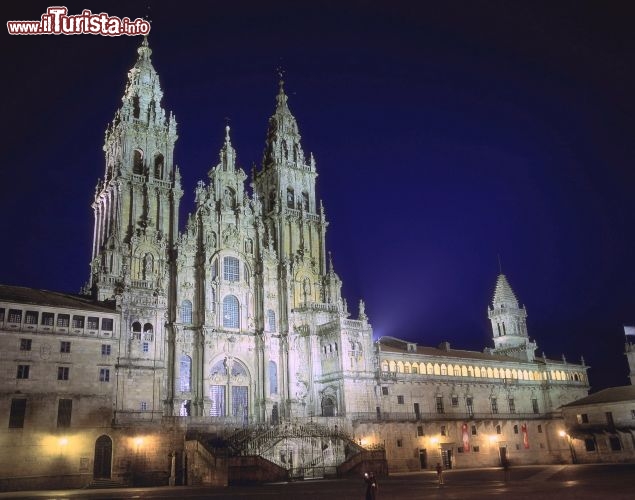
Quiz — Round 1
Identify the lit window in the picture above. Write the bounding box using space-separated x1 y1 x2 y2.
99 368 110 382
57 366 69 380
57 314 70 327
269 361 278 395
60 341 71 353
223 295 239 328
17 365 30 379
223 256 240 282
8 309 22 323
266 309 276 332
101 344 111 356
20 339 32 351
180 355 192 392
41 312 54 326
181 300 192 323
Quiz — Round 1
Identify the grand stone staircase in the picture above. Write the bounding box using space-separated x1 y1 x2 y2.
185 421 386 485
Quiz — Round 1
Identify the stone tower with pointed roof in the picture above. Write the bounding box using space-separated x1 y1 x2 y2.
89 37 183 416
488 274 537 361
161 77 374 423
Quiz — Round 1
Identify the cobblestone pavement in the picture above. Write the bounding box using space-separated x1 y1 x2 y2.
2 464 634 499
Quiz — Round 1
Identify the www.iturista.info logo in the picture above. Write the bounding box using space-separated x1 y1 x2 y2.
7 6 151 36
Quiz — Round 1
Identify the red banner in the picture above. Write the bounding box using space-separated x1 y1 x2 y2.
522 423 529 449
462 423 470 452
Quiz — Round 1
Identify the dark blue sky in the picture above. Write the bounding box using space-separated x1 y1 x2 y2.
3 1 635 391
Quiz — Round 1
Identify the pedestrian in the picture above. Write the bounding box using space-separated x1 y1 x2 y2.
436 462 444 486
502 458 510 482
364 471 378 500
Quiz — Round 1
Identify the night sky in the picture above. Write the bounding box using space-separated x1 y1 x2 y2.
3 1 635 392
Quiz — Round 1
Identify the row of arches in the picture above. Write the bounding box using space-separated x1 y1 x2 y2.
380 359 586 383
181 295 240 328
132 149 165 179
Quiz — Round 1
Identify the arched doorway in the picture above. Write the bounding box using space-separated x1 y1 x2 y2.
93 435 112 479
321 396 336 417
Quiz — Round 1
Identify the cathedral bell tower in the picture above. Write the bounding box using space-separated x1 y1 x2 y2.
89 37 182 300
488 274 537 361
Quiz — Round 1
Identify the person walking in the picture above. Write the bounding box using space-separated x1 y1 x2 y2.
364 471 378 500
436 463 444 487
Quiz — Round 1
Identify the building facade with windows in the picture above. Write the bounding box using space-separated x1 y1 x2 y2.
0 39 591 490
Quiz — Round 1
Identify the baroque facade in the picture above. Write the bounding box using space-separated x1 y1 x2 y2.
0 39 590 490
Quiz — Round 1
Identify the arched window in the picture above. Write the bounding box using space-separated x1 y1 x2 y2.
474 366 481 378
321 395 336 417
302 191 309 211
143 323 153 333
468 366 474 377
210 288 216 313
269 361 278 395
269 190 276 211
426 363 433 375
397 361 404 373
132 96 140 119
132 321 141 332
441 364 447 376
420 362 426 374
412 365 418 374
180 355 192 392
505 368 512 379
381 361 389 372
461 365 468 377
223 256 240 282
434 364 440 375
512 369 518 379
223 295 239 328
404 362 411 374
493 368 500 378
266 309 276 332
389 360 396 372
154 154 164 178
181 300 192 324
487 367 494 378
286 187 294 208
496 424 502 434
282 140 288 160
133 149 143 174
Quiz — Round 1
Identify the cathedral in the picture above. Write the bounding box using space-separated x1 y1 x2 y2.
0 39 591 490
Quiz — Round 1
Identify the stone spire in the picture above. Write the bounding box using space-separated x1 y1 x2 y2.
262 79 308 170
90 37 181 300
487 274 536 361
492 274 519 308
